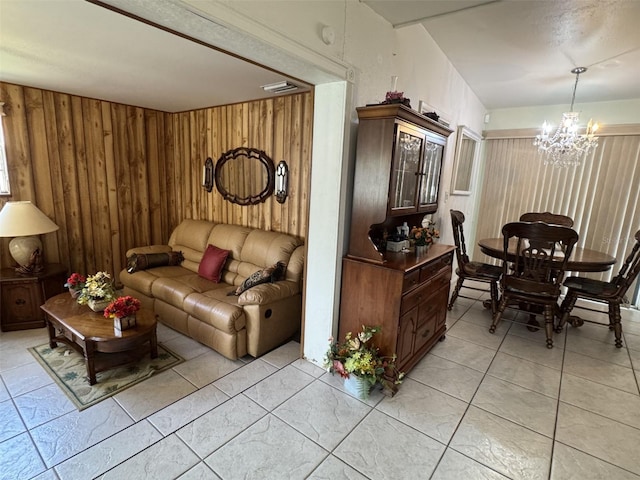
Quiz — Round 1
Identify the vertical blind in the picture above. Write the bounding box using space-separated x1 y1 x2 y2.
474 127 640 307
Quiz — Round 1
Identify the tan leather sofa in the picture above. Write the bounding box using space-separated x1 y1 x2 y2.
119 219 305 360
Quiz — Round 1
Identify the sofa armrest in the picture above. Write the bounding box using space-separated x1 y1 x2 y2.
237 281 301 306
125 245 173 257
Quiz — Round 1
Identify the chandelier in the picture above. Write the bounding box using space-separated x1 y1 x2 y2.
534 67 599 167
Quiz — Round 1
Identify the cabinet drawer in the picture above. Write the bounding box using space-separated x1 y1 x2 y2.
402 270 420 293
419 252 453 283
401 281 432 315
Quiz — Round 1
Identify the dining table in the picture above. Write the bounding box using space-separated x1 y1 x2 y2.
477 237 617 273
477 237 617 328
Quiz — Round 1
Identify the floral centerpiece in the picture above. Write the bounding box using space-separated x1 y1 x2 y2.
64 272 86 298
104 295 141 319
324 325 404 398
104 295 141 331
410 221 440 247
77 271 116 311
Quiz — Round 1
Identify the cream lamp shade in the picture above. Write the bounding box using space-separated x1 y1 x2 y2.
0 201 59 271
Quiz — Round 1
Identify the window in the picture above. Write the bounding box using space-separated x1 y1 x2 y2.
0 102 9 195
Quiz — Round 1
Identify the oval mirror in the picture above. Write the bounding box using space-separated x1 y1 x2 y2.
214 147 275 205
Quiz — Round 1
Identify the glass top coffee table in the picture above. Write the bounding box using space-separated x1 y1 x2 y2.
41 293 158 385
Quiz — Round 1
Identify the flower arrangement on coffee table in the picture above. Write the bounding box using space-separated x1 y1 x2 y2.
104 295 141 331
104 295 141 319
324 325 404 398
76 271 116 311
64 272 86 298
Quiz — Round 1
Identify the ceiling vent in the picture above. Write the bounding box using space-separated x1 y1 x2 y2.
261 81 298 94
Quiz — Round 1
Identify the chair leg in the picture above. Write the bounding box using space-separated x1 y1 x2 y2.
490 281 499 315
609 302 623 348
489 295 507 334
544 304 555 349
556 291 577 333
448 277 464 310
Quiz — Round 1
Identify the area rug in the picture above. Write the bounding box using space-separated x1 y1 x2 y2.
29 343 184 411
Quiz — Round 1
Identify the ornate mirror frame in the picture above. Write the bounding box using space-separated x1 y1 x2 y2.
214 147 275 205
451 125 482 196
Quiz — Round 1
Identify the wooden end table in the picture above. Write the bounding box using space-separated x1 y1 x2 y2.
40 293 158 385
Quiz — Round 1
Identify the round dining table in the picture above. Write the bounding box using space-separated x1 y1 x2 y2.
477 237 617 273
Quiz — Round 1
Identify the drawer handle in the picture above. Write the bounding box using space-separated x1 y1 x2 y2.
422 328 431 338
15 299 26 305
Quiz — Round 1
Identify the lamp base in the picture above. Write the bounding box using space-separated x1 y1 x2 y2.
9 236 44 275
14 248 44 275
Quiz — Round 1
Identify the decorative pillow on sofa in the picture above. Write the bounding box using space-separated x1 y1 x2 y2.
127 251 184 273
228 261 287 296
198 244 230 282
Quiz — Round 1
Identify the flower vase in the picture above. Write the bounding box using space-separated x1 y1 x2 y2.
69 288 80 299
344 375 371 400
415 244 429 256
114 315 137 332
87 298 111 313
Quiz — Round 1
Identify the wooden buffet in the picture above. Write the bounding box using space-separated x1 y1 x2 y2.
339 104 454 379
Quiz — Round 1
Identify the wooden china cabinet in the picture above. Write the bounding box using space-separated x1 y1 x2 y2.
339 104 455 380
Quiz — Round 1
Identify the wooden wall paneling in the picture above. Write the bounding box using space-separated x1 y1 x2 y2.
41 90 71 269
195 108 207 220
300 91 313 238
163 113 178 235
1 82 310 271
144 110 162 245
54 93 85 271
24 87 61 265
79 98 104 273
178 112 190 223
271 97 285 233
110 103 132 273
129 106 151 249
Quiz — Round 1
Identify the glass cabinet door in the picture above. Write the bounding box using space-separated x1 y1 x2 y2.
417 137 445 211
390 127 423 213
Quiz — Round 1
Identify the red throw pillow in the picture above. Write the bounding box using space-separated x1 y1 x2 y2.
198 244 229 282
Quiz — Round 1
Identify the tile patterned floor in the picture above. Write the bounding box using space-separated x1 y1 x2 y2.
1 291 639 480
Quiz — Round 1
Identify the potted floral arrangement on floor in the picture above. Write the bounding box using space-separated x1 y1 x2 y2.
76 271 117 312
64 272 86 299
324 325 404 399
104 295 141 331
410 220 440 254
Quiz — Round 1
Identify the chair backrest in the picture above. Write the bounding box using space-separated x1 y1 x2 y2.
519 212 574 227
612 229 640 297
501 221 579 295
450 210 470 266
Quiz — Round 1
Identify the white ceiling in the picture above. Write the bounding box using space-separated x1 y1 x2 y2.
1 1 639 112
364 0 640 109
0 0 309 112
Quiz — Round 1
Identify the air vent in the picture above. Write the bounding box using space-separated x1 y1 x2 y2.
261 81 298 94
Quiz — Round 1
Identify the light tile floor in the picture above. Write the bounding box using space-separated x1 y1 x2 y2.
1 291 640 480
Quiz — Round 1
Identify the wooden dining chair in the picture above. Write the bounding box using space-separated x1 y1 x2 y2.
489 221 579 348
448 210 502 313
557 229 640 348
519 212 574 227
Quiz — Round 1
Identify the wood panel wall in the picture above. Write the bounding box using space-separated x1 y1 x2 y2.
0 82 312 283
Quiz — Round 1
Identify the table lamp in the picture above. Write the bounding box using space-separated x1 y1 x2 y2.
0 201 59 274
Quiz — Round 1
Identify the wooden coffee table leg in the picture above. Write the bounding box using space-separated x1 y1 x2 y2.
150 329 158 359
46 317 58 349
85 341 97 385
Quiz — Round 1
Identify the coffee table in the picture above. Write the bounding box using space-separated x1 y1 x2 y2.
41 293 158 385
